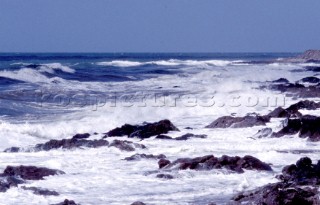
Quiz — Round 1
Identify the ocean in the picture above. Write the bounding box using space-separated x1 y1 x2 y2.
0 53 319 204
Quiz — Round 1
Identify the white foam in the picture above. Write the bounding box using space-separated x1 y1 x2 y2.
96 59 243 68
0 60 319 204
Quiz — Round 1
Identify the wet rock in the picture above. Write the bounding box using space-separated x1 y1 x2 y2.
156 173 174 179
124 153 166 161
155 134 173 140
34 138 109 151
300 76 320 84
184 127 193 130
205 115 270 129
158 159 171 169
71 133 90 140
131 202 146 205
269 82 320 98
4 147 20 153
109 140 146 152
306 66 320 72
21 186 59 196
253 128 273 138
231 182 319 205
280 157 320 185
0 180 10 192
4 138 109 152
231 157 320 205
266 107 298 118
0 176 25 192
105 119 179 139
159 155 272 173
175 133 207 140
52 199 79 205
266 100 320 119
272 115 320 141
287 100 320 111
2 165 65 180
272 78 289 83
156 133 207 140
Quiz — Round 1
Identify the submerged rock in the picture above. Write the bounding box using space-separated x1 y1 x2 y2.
159 155 272 173
52 199 79 205
109 140 146 151
272 78 289 83
2 165 65 180
0 165 64 194
158 159 171 169
105 119 179 139
21 186 59 196
156 173 174 179
131 202 146 205
300 76 320 84
155 133 207 140
4 137 109 152
205 115 270 129
124 153 166 161
231 157 320 205
253 128 273 138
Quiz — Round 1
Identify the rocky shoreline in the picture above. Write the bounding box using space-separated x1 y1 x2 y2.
2 50 320 204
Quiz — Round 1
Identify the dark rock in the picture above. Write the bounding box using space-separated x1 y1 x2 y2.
124 153 166 161
253 128 273 138
184 127 193 130
287 100 320 111
109 140 146 152
231 182 319 205
266 100 320 119
269 82 320 98
0 180 10 192
175 133 207 140
155 135 173 140
159 155 272 173
156 133 207 140
71 133 90 140
21 186 59 196
51 199 78 205
231 157 320 205
131 202 146 205
2 165 65 180
4 138 109 152
34 138 109 151
205 115 270 129
266 107 299 118
156 174 174 179
105 119 179 139
280 157 320 185
300 76 320 83
273 115 320 141
272 78 289 83
158 159 171 169
306 66 320 72
4 147 20 152
105 124 137 137
0 176 25 192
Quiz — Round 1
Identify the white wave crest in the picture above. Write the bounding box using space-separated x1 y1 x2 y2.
0 68 65 84
97 59 243 67
38 63 75 73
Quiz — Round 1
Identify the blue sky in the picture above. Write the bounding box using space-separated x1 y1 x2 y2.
1 0 320 52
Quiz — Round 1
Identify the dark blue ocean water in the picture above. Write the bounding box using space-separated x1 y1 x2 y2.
0 53 297 119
